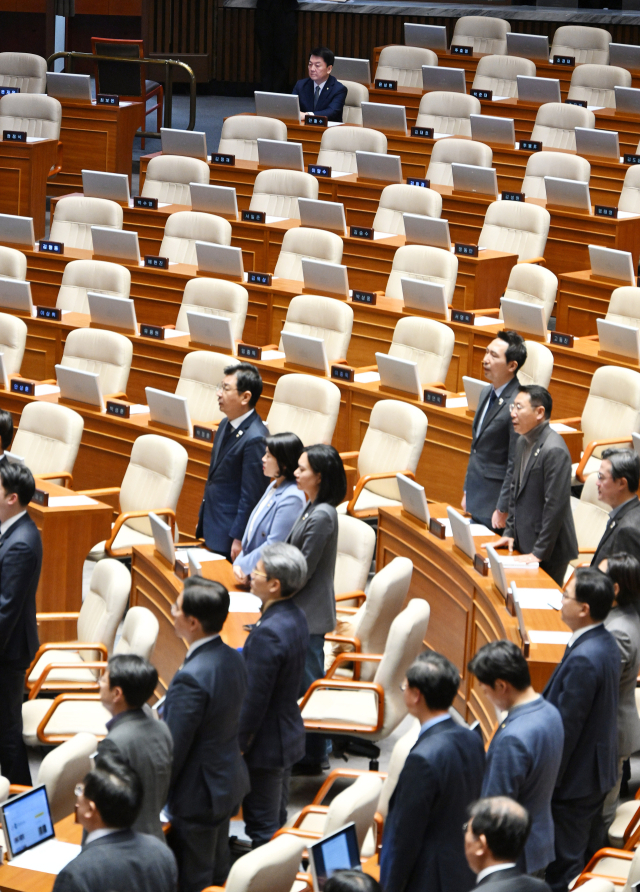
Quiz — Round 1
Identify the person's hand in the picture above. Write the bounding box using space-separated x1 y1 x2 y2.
491 509 508 530
230 539 242 561
233 564 248 585
513 553 539 564
485 536 514 552
461 492 467 512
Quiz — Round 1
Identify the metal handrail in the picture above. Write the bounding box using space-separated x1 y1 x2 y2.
46 51 196 139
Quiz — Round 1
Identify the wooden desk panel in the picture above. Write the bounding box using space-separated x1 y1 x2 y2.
556 269 622 336
0 815 82 892
0 139 58 240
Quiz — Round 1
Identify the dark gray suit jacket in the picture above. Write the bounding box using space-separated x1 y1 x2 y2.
604 604 640 759
591 496 640 568
475 866 552 892
287 500 338 635
0 512 42 667
97 707 173 841
464 376 520 528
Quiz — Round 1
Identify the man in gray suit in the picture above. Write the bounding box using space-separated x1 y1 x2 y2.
591 448 640 567
97 654 173 842
491 385 578 586
463 331 526 531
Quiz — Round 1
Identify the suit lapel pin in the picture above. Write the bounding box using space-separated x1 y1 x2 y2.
498 398 503 406
236 429 243 438
534 448 540 457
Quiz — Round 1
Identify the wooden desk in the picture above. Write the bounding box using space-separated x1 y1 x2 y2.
556 268 628 336
0 139 58 240
0 815 82 892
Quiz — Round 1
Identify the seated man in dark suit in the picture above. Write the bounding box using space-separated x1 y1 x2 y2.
591 448 640 566
53 754 177 892
464 797 552 892
293 47 348 123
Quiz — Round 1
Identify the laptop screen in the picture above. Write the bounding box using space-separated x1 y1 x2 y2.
1 785 55 858
309 823 361 891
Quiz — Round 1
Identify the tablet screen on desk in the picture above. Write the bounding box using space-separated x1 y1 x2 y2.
1 785 55 858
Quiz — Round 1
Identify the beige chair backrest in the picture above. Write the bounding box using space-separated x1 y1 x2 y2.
317 126 387 174
519 341 554 389
175 277 248 339
342 80 369 126
0 52 47 92
479 201 550 261
274 227 344 281
50 197 123 251
56 259 131 314
571 471 611 555
142 155 210 205
76 558 131 659
521 151 591 201
12 402 84 476
415 90 481 137
501 263 558 325
279 294 353 363
373 183 442 236
568 64 631 107
224 834 307 892
0 776 9 803
159 211 232 265
375 46 438 89
386 244 458 304
618 165 640 215
452 16 511 55
249 169 319 218
267 373 341 446
0 245 27 280
176 351 240 424
377 718 421 819
472 54 536 98
390 316 455 386
551 25 611 65
119 434 188 536
531 101 596 151
357 400 428 501
335 514 376 596
0 92 61 139
426 137 493 187
581 366 640 454
218 114 287 162
37 733 98 824
60 328 133 396
324 774 384 851
113 606 159 660
0 313 27 375
607 286 640 328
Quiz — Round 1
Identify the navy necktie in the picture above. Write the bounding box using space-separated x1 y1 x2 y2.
314 85 321 110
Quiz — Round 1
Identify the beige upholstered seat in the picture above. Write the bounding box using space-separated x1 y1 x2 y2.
386 245 458 304
50 197 123 251
426 138 493 187
218 114 287 162
317 126 387 174
415 91 481 137
12 402 84 485
567 64 631 108
249 169 318 218
267 373 341 446
223 835 307 892
38 733 98 823
176 352 239 424
159 211 231 265
273 228 343 280
0 245 27 280
479 201 550 261
531 101 596 151
279 294 353 363
175 277 248 339
335 514 376 597
570 829 640 892
618 165 640 215
451 16 511 55
519 341 554 389
606 286 640 328
609 795 640 848
373 183 442 236
60 328 133 397
0 52 47 93
570 472 611 565
374 46 438 89
389 316 454 385
0 313 27 375
342 80 369 126
500 263 558 325
56 259 131 315
141 154 210 205
472 54 536 98
0 92 61 139
521 152 591 201
551 25 612 65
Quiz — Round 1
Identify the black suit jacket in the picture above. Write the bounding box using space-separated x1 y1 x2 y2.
292 74 348 122
543 624 620 800
380 717 485 892
464 376 520 527
0 512 42 667
52 829 177 892
475 866 552 892
591 496 640 567
163 637 249 823
196 410 269 555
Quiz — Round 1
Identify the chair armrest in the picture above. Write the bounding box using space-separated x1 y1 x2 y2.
575 438 633 482
347 470 415 517
36 692 104 744
104 392 127 401
581 848 634 876
36 611 81 622
28 660 107 700
324 633 361 651
289 804 328 829
352 366 378 374
518 256 546 265
9 784 32 794
200 887 225 892
36 471 73 489
339 451 360 462
312 768 388 805
554 417 582 427
49 141 63 178
477 307 500 317
295 873 313 891
424 381 446 390
336 607 360 616
26 641 108 683
300 677 385 734
335 590 366 605
325 652 383 679
623 803 640 846
573 875 626 889
105 509 176 557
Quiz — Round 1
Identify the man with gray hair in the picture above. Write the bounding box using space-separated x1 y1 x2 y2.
591 447 640 566
239 542 309 846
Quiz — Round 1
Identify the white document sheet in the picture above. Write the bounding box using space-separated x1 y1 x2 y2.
528 630 571 645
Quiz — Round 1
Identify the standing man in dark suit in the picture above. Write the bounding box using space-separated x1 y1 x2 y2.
97 654 173 842
490 385 578 586
0 462 42 784
293 47 348 123
197 362 269 561
591 448 640 566
543 568 620 892
463 331 526 531
0 408 13 462
53 754 177 892
164 577 249 892
380 652 486 892
464 797 552 892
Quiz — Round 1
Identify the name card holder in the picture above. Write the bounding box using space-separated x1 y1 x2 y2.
309 164 331 177
247 272 272 286
350 226 374 240
144 255 169 269
331 364 355 382
423 389 446 407
133 196 158 210
452 309 475 325
238 343 262 360
194 425 215 442
471 89 492 100
624 154 640 165
554 55 575 66
519 140 542 152
106 400 131 418
454 243 479 257
31 489 49 506
352 290 376 305
3 130 26 142
451 45 472 55
0 87 20 96
97 94 119 105
36 306 62 321
429 517 447 538
410 126 434 139
241 210 265 224
11 378 35 395
305 115 328 126
375 79 398 90
474 553 490 576
594 205 618 218
406 177 430 188
565 98 587 107
140 323 171 339
501 191 525 202
550 331 574 348
174 559 189 579
39 240 64 255
211 153 235 165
